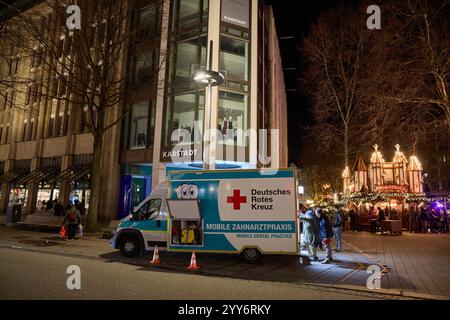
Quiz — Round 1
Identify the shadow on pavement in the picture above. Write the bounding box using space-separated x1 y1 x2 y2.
98 250 372 287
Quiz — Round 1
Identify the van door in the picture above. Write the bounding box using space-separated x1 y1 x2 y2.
133 198 167 249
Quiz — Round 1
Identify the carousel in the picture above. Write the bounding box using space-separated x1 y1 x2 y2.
341 144 444 232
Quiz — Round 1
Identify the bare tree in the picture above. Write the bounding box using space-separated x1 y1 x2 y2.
301 4 376 168
2 0 164 230
371 0 450 132
300 1 449 179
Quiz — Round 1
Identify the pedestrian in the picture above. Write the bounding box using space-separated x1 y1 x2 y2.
298 207 320 262
315 208 334 264
315 208 323 251
429 208 437 233
377 207 385 233
443 208 448 233
54 201 64 216
419 207 428 233
61 204 81 241
332 207 344 252
349 209 358 232
369 206 377 233
46 198 53 211
408 206 418 233
298 204 307 249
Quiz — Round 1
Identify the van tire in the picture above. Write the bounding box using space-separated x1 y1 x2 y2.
241 248 262 263
119 236 140 257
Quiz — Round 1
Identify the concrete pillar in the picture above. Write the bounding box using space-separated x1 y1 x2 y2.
204 0 220 170
249 0 258 167
152 0 170 190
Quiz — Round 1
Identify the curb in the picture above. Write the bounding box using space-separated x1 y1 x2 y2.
323 283 450 300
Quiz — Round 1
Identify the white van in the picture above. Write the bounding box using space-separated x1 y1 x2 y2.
111 169 299 262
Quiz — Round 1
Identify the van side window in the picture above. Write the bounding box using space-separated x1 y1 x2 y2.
137 198 162 220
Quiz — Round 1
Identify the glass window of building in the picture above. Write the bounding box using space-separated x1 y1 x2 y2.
137 2 162 40
220 36 249 91
129 100 155 149
21 120 27 142
171 36 207 91
133 49 159 87
178 0 206 30
164 92 204 147
164 0 208 149
217 2 250 150
29 119 35 141
218 91 248 147
171 0 208 38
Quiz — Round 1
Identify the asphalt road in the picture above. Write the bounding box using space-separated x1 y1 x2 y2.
0 247 384 300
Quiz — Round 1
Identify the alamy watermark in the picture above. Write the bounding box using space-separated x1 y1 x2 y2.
167 123 280 172
66 5 81 30
366 5 381 30
366 265 382 289
66 265 81 290
65 4 382 32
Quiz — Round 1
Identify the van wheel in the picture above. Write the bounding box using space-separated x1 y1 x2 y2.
241 248 261 263
120 236 140 257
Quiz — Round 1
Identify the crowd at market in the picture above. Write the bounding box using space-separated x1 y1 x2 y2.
298 202 449 263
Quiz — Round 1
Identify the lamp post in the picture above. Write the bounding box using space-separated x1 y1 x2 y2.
193 40 224 170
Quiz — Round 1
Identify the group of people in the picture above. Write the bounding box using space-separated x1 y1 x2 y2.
42 198 86 217
407 206 448 233
298 205 345 264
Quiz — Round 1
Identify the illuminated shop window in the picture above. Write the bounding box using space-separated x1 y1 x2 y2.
218 91 248 147
164 92 204 147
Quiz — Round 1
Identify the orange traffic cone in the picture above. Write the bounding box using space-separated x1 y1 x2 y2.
187 251 200 270
150 245 161 265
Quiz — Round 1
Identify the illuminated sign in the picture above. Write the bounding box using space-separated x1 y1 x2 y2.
221 0 250 29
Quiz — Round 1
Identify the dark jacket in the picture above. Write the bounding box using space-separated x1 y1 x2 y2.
377 209 385 222
319 214 334 239
419 209 428 221
349 210 357 223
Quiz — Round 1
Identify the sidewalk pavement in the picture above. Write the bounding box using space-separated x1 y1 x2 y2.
342 231 450 298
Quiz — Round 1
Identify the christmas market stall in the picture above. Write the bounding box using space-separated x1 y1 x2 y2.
341 144 448 233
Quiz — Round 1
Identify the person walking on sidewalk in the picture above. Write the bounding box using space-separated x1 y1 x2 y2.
316 208 334 264
62 204 81 241
332 207 344 252
298 208 320 262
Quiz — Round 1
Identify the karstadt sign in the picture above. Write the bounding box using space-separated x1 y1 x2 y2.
221 0 250 29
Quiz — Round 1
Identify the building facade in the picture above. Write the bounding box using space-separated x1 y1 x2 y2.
0 0 288 221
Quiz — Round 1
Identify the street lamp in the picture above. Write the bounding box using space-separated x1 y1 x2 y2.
193 40 224 170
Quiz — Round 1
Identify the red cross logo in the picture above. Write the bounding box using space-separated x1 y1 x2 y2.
227 190 247 210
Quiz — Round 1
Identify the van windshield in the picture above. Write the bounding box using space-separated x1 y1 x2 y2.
135 198 162 220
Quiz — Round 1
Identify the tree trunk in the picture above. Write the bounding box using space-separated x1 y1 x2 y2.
344 124 349 168
86 136 103 232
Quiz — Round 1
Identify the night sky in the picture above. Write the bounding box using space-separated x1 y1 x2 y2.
266 0 362 166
